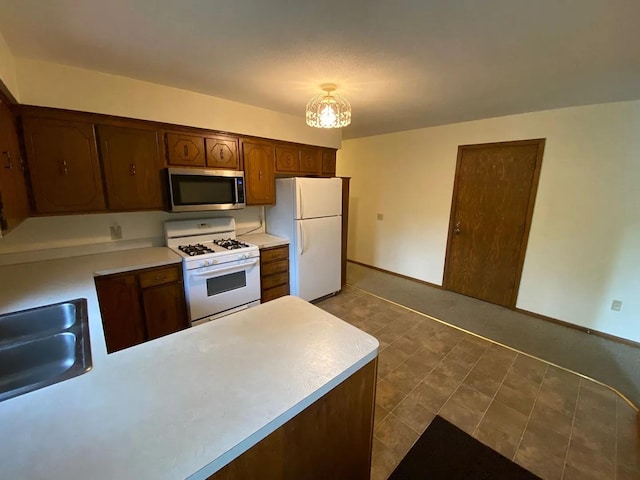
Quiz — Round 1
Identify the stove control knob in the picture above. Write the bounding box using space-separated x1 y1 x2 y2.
208 259 214 266
199 261 206 268
212 259 218 265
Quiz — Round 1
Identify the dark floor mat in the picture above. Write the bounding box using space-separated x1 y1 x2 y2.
389 415 541 479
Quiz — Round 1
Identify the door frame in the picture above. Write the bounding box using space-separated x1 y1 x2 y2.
442 138 546 308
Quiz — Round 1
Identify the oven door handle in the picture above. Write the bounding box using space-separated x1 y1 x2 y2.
189 259 259 277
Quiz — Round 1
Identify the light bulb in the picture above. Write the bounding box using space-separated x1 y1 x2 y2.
319 105 337 127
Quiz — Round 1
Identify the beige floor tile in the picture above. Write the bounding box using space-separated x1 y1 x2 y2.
473 400 529 460
384 361 426 398
392 393 436 434
495 372 540 417
377 346 409 379
403 347 442 374
390 334 423 358
375 378 406 411
449 384 493 415
439 398 483 435
528 400 575 437
370 437 400 480
374 403 390 429
510 354 548 383
514 427 568 480
474 421 520 460
565 437 616 480
462 366 504 397
374 413 419 460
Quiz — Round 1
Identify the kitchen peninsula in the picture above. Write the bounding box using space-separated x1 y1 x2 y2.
0 248 379 479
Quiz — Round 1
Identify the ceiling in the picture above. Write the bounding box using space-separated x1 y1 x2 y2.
0 0 639 139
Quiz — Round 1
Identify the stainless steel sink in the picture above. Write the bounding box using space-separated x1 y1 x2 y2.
0 299 91 402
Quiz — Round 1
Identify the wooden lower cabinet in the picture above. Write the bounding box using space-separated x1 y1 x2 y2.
209 358 377 480
260 245 290 303
95 264 189 353
0 98 29 234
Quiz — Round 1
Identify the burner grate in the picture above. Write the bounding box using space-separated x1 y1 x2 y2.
213 238 250 250
178 244 215 256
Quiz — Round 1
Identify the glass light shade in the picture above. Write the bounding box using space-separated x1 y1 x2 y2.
306 86 351 128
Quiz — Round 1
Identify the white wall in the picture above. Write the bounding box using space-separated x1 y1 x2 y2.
338 100 640 343
0 31 19 100
15 58 341 149
0 208 264 266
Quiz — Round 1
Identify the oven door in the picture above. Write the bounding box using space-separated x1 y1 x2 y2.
185 257 261 323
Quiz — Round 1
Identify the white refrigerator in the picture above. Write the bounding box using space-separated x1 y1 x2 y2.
265 177 342 302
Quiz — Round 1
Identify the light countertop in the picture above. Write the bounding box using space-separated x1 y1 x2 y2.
0 248 378 479
239 232 289 249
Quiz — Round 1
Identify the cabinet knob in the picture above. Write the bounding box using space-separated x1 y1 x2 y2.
130 163 137 176
155 275 167 281
60 159 69 175
219 148 224 160
2 151 12 170
183 145 189 157
258 170 263 181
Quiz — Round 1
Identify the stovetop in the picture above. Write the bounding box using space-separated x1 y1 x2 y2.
165 217 260 265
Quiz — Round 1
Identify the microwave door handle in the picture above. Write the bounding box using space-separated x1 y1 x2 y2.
190 259 259 276
235 179 239 205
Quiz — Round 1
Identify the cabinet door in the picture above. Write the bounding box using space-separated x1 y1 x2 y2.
321 149 337 176
0 99 29 233
23 116 106 213
98 125 164 211
242 140 275 205
300 148 321 174
275 145 299 173
142 282 189 340
166 132 205 167
205 135 239 170
95 273 146 353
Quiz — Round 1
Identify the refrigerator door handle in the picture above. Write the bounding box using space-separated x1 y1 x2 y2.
298 222 304 255
297 183 304 219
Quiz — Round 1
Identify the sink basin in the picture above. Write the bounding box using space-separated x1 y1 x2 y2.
0 302 77 343
0 299 91 402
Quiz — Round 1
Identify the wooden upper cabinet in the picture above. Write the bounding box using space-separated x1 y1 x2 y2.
275 145 299 173
97 125 164 211
0 99 29 234
166 132 205 167
242 140 275 205
23 116 106 214
322 149 337 176
205 135 239 170
300 147 321 174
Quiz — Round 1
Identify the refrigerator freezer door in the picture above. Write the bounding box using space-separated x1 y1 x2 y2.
295 177 342 220
293 215 342 301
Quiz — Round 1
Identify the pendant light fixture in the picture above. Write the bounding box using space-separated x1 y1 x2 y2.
305 84 351 129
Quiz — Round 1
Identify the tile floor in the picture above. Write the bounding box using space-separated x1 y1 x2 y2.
317 287 640 480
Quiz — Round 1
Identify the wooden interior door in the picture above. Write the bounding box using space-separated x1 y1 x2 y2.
443 139 544 308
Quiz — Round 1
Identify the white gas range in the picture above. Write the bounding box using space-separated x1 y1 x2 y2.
165 217 261 326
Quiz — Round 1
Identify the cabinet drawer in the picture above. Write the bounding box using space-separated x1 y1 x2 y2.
139 265 180 288
261 245 289 263
261 271 289 290
261 258 289 277
262 284 290 303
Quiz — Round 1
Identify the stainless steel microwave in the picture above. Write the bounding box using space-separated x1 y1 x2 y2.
168 168 246 212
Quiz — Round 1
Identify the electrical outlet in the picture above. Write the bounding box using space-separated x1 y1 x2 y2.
110 225 122 240
377 213 384 220
611 300 623 312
